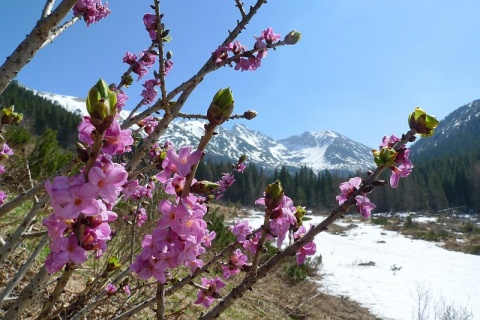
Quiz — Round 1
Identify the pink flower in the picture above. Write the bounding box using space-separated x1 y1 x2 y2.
380 134 400 148
88 164 128 203
194 277 225 308
355 195 376 218
49 178 101 220
336 177 362 205
103 119 134 155
166 146 203 178
259 27 281 44
390 160 413 188
105 283 117 295
123 284 131 296
296 242 316 265
222 249 248 279
136 207 148 227
45 235 87 274
293 226 316 264
243 232 260 254
73 0 110 26
123 52 137 65
141 79 160 104
164 60 174 76
0 143 13 159
230 220 252 243
143 13 157 40
0 190 6 206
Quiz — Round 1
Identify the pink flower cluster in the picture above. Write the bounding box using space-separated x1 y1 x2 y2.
255 195 297 247
293 225 316 265
231 220 261 254
78 116 134 155
194 277 225 308
213 27 281 71
221 248 248 279
380 135 414 188
123 51 157 80
336 177 376 218
130 195 214 283
131 144 214 283
43 115 133 273
73 0 110 26
141 79 160 105
0 143 13 206
43 156 128 273
143 13 157 40
138 116 159 136
110 85 128 111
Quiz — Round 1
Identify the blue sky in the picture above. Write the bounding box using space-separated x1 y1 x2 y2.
2 1 480 148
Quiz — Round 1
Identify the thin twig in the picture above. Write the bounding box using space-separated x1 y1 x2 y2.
41 0 56 18
0 235 49 305
40 16 80 49
234 0 247 18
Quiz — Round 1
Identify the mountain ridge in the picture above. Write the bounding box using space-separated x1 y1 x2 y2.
33 89 376 173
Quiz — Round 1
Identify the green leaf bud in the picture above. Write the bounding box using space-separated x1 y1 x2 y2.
106 256 122 272
408 107 439 137
284 30 302 45
207 88 234 125
243 110 257 120
190 180 220 195
86 79 118 127
372 147 397 167
264 180 284 209
1 105 23 125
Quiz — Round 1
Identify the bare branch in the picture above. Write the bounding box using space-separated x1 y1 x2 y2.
234 0 247 18
0 0 79 95
0 236 48 305
40 16 80 49
41 0 56 18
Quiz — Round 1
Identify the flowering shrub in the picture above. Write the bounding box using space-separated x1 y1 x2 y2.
0 1 439 319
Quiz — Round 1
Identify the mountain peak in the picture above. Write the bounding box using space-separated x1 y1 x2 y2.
34 89 375 174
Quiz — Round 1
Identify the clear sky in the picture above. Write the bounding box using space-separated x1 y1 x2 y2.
2 1 480 148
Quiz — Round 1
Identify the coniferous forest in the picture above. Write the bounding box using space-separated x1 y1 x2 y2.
1 81 479 214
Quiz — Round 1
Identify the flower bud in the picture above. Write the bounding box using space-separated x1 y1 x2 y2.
243 110 257 120
166 50 173 60
264 180 284 209
284 30 302 45
86 78 118 125
372 147 397 167
408 107 439 137
106 256 122 272
76 143 89 162
207 88 234 125
295 206 306 226
1 105 23 125
238 154 247 164
190 181 220 195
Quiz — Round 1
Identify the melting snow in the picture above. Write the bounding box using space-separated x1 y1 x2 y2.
246 213 479 319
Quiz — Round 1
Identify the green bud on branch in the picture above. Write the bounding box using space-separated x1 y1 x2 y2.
264 180 284 209
207 88 234 125
408 107 439 137
1 105 23 125
284 30 302 45
372 147 397 167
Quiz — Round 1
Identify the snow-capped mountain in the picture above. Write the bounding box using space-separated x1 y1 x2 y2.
34 90 374 173
409 98 480 160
